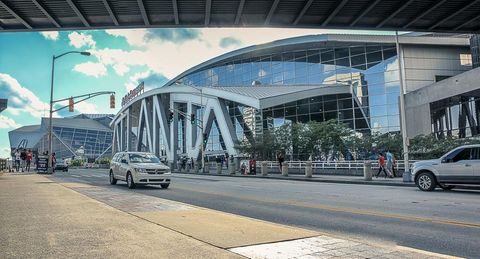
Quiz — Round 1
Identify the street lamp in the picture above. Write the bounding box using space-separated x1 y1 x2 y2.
47 51 90 173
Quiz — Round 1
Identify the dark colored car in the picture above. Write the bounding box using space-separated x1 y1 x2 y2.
55 162 68 172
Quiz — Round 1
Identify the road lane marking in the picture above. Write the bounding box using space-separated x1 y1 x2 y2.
172 186 480 229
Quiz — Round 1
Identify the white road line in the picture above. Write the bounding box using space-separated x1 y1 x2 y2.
71 175 80 178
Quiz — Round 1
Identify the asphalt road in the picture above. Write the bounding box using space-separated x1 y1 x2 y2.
50 169 480 258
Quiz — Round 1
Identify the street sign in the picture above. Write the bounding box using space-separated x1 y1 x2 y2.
36 156 49 173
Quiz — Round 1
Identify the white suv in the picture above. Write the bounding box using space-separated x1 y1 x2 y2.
110 152 171 189
411 144 480 191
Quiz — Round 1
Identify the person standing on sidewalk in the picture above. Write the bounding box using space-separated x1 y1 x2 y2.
14 149 21 172
375 153 388 178
26 150 32 172
277 152 284 172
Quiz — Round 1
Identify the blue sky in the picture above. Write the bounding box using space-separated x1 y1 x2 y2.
0 27 394 158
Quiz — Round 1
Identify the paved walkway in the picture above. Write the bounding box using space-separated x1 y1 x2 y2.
173 170 415 187
0 173 458 258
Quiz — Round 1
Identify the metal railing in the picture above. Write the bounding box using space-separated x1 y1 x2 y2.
205 160 417 171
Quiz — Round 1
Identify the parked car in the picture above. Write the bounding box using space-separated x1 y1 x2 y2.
54 160 68 172
109 152 171 189
411 144 480 191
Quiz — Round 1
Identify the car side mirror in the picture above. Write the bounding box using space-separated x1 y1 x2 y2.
121 159 128 164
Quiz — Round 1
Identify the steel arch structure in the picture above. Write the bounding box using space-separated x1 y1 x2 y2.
1 0 480 33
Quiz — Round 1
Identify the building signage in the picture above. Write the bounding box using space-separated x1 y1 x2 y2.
121 82 144 106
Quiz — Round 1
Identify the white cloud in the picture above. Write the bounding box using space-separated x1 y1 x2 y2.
105 29 149 47
40 31 59 41
113 63 130 76
73 62 107 78
0 73 55 118
0 114 22 129
68 31 96 48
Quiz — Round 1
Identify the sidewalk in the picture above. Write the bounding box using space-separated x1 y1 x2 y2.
0 173 456 258
174 170 415 187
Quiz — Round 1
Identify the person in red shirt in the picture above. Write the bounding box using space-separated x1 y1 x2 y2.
26 149 32 172
376 153 388 178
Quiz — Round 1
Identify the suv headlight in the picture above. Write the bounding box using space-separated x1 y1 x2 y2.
134 168 146 174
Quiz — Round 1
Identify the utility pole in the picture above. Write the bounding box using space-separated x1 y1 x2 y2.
396 31 411 182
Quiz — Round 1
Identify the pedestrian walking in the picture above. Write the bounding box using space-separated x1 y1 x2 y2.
14 149 21 172
277 152 284 172
225 153 229 168
385 151 394 178
20 149 27 172
176 158 182 171
375 153 389 178
52 152 57 173
190 157 195 169
26 149 32 172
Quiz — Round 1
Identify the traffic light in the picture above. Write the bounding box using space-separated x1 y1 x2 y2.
167 110 174 124
68 97 74 112
202 132 208 145
110 94 115 109
190 113 195 124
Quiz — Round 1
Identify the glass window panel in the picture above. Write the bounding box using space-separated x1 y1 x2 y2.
283 52 294 61
285 106 297 116
388 115 400 127
387 93 399 104
338 109 353 120
338 99 353 109
273 108 284 118
383 48 396 60
296 76 308 84
352 64 367 70
369 105 388 117
366 45 382 53
336 57 350 67
351 54 366 66
369 95 387 106
324 100 337 111
350 46 365 56
310 102 323 113
335 48 349 59
324 111 337 121
310 96 323 103
310 112 324 122
307 53 320 63
297 115 309 123
367 51 383 63
321 50 334 63
298 104 309 115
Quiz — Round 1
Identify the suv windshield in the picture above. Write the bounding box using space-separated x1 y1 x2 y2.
129 153 160 163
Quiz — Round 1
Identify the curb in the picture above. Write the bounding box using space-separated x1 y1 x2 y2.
172 171 415 187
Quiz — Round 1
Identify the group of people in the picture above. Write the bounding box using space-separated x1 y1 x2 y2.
176 156 195 171
12 149 33 172
376 151 397 178
11 149 57 173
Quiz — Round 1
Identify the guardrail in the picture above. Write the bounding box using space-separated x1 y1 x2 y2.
205 160 417 171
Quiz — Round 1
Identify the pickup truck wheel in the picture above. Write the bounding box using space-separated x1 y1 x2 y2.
127 172 136 189
109 171 117 185
160 183 169 189
416 172 436 191
439 184 455 190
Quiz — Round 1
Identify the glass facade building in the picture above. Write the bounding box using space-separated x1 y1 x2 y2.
9 114 114 161
174 42 401 135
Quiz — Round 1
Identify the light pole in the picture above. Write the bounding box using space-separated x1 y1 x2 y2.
47 51 90 173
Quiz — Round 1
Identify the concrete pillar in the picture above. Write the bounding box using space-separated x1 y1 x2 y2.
282 163 288 176
204 162 210 173
261 161 268 176
364 161 372 181
305 161 313 178
216 163 222 174
229 161 236 175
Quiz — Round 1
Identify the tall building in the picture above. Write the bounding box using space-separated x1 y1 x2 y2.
111 34 471 161
9 114 114 161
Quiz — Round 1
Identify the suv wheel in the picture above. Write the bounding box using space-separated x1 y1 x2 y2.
416 172 436 191
160 183 169 189
109 170 117 185
127 172 136 189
